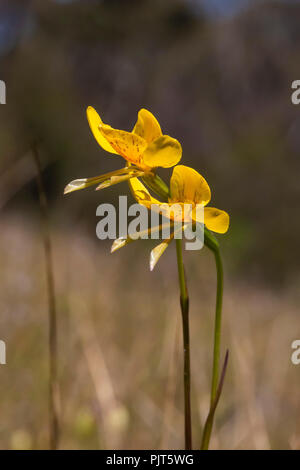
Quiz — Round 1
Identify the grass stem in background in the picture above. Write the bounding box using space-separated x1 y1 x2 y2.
32 145 60 450
175 238 192 450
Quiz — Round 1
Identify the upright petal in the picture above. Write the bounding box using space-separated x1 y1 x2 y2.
142 136 182 169
170 165 211 206
86 107 118 154
204 207 229 234
132 108 162 144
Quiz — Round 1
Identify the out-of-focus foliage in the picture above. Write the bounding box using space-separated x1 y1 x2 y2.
0 219 299 449
0 0 300 450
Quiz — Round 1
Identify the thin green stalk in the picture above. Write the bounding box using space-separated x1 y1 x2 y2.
145 176 226 450
210 248 223 402
175 238 192 450
33 145 60 450
201 244 224 450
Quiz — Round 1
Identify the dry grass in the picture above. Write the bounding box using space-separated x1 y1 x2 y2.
0 214 299 450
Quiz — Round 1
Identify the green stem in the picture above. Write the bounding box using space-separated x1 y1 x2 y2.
143 175 225 450
210 248 223 402
175 238 192 450
142 173 170 201
201 244 224 450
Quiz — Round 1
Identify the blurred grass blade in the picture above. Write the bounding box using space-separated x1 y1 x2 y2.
32 144 60 450
201 350 229 450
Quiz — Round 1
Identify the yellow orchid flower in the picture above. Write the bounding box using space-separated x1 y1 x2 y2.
112 165 229 269
64 107 182 194
129 165 229 232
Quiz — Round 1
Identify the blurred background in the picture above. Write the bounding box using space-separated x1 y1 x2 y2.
0 0 300 450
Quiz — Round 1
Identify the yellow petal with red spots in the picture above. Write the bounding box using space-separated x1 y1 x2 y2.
170 165 211 206
100 126 148 167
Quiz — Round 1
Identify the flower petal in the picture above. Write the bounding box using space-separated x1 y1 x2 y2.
129 178 186 222
64 168 135 194
128 177 161 208
111 223 172 253
149 223 184 270
96 170 144 190
111 237 130 253
86 106 118 154
150 237 174 271
100 126 147 167
142 136 182 169
132 108 162 144
204 207 230 234
170 165 211 206
191 205 204 223
128 178 191 224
